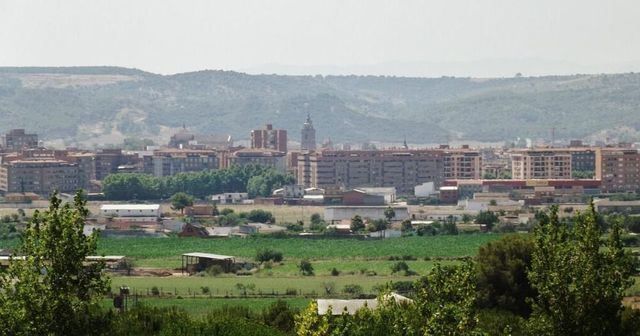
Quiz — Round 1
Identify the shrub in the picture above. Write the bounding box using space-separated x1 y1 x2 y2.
247 209 275 223
206 265 224 276
255 248 283 263
330 267 340 276
343 284 364 296
391 261 410 274
298 259 314 276
151 286 160 296
201 286 210 295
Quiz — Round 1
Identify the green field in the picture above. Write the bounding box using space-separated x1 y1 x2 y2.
94 234 502 268
109 274 423 297
102 297 311 315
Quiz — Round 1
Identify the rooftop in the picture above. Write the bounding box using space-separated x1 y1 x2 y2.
100 204 160 211
181 252 235 260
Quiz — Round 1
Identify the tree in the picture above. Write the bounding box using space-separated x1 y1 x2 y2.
170 192 194 214
442 215 459 235
298 259 314 276
246 209 275 223
0 191 110 335
350 215 365 233
476 234 536 316
367 218 387 233
527 204 636 335
416 260 481 335
310 213 322 225
384 206 396 222
475 210 499 231
400 219 413 233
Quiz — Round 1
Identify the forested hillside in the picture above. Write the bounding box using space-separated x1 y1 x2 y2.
1 66 639 146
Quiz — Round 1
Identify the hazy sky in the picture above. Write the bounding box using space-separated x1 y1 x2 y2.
2 0 640 77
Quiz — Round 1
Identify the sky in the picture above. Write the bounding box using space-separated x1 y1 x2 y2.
1 0 640 77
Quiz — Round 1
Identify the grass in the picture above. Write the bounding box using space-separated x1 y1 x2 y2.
94 234 501 268
109 274 417 297
101 297 311 315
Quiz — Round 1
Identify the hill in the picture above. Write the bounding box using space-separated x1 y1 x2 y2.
1 67 639 146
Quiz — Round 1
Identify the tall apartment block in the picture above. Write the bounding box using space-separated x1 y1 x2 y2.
510 149 572 179
251 124 287 153
296 148 482 195
595 148 640 193
1 129 38 151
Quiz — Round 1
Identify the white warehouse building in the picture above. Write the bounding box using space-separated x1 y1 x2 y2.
100 204 161 218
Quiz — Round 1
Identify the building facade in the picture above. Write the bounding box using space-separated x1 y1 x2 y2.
595 148 640 193
1 129 38 151
251 124 287 153
143 149 219 177
226 149 286 173
300 115 316 151
297 149 446 195
510 149 572 179
0 160 80 194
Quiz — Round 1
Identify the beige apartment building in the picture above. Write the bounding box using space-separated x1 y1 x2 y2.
510 149 572 179
297 148 482 195
595 148 640 193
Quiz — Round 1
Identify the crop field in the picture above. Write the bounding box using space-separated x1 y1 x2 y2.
94 234 502 268
109 274 418 297
101 297 311 315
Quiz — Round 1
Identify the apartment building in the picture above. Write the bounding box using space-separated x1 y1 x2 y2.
143 149 219 177
226 149 286 173
595 148 640 193
0 160 80 194
251 124 287 153
510 149 572 179
94 149 138 180
296 149 447 195
0 129 38 151
443 147 483 180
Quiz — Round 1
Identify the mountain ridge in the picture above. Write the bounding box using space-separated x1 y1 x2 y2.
0 66 639 146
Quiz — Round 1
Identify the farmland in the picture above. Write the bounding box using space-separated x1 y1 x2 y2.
95 234 502 268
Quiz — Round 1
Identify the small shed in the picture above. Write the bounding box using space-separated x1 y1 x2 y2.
181 252 235 274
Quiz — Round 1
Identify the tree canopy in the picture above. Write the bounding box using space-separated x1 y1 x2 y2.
0 191 110 335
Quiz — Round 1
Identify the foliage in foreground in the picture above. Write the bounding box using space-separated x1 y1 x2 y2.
296 260 481 336
0 192 110 335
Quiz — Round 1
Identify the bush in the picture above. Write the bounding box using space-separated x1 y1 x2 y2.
286 222 303 232
391 261 410 275
201 286 210 295
343 284 364 296
298 259 314 276
247 209 275 223
255 248 283 263
206 265 224 276
151 286 160 296
330 267 340 276
261 299 298 333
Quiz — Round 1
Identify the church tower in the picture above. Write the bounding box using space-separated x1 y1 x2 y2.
300 114 317 151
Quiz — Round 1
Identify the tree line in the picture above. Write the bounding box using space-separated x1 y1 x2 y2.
102 165 295 200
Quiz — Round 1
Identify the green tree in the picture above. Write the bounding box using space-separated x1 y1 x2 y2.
475 211 499 231
0 191 110 335
298 259 314 276
350 215 365 233
476 234 535 316
416 260 481 335
384 206 396 222
527 204 635 335
170 192 194 214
